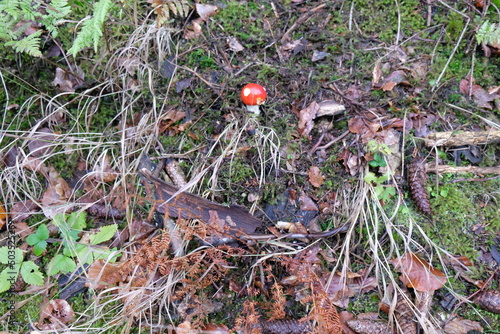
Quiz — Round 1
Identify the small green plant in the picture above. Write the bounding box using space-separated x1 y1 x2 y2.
68 0 113 56
476 20 500 46
364 172 396 201
0 0 71 56
0 247 44 293
368 153 387 168
26 224 49 256
48 212 118 275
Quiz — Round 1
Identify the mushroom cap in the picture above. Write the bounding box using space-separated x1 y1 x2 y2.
240 83 267 106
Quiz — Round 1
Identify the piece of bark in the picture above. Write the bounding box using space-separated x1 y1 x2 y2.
426 165 500 175
424 130 500 147
139 168 261 236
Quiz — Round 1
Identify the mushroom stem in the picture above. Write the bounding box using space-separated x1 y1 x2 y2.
245 104 261 115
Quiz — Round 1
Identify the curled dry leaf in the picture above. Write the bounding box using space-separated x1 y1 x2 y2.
196 3 218 21
308 166 324 187
35 299 75 330
52 66 85 92
298 194 318 211
86 259 123 290
459 77 500 109
227 37 244 52
444 316 483 334
391 252 447 292
381 70 410 91
298 101 320 138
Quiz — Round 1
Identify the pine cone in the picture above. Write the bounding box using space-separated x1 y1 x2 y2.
408 156 431 215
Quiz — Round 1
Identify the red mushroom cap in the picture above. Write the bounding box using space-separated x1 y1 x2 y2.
241 83 267 106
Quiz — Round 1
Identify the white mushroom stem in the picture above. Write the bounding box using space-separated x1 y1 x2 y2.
245 104 261 115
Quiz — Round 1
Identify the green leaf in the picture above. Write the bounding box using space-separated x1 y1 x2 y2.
20 261 44 285
75 243 93 264
49 254 76 276
0 246 23 265
26 224 49 253
90 224 117 245
32 241 48 256
0 267 19 293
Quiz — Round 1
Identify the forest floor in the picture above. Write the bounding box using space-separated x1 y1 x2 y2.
0 0 499 333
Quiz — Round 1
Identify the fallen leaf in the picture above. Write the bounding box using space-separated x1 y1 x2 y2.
372 59 382 85
35 299 75 330
308 166 324 187
27 128 56 157
444 316 483 334
183 18 203 39
391 252 447 292
298 194 318 211
381 70 410 91
227 37 244 52
459 77 500 109
298 101 320 138
196 3 218 21
86 259 123 290
311 50 330 62
52 66 85 92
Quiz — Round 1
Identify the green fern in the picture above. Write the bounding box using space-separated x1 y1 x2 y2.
67 0 113 57
0 0 71 56
476 20 500 45
5 30 43 57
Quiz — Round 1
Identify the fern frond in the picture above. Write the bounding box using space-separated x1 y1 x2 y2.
5 30 43 57
476 20 500 45
152 0 191 27
68 0 113 56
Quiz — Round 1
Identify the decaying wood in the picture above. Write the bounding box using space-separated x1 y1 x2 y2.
424 130 500 147
139 168 261 236
426 164 500 175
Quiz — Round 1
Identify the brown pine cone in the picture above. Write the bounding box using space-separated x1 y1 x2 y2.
408 156 431 215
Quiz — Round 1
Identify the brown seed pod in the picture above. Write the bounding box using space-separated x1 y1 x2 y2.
408 156 431 215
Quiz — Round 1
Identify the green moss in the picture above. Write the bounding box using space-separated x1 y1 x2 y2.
425 178 500 260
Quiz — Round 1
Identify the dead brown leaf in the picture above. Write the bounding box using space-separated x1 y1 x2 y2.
27 128 56 157
444 316 483 334
308 166 324 187
10 200 38 223
35 299 75 330
196 3 218 21
459 77 500 109
158 109 187 135
227 37 244 52
183 18 203 39
86 259 123 290
298 101 320 138
324 272 356 308
381 70 410 91
52 66 85 92
298 194 318 211
391 252 447 292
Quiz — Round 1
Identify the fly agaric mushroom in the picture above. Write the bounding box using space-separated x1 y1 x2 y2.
241 83 267 115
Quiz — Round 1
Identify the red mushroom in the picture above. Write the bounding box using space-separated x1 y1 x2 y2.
240 83 267 115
